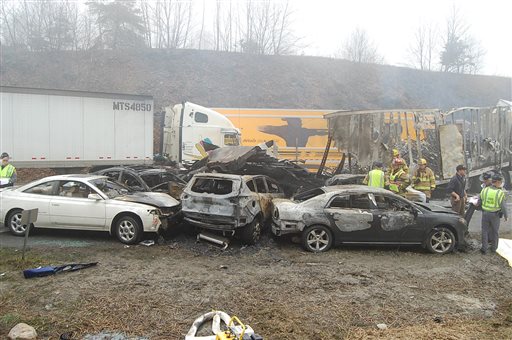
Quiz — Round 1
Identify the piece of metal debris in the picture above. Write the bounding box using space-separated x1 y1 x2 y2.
139 240 155 247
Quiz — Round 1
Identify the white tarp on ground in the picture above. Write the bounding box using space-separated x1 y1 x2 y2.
497 238 512 267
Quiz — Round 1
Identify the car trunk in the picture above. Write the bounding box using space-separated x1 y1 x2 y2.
182 177 241 218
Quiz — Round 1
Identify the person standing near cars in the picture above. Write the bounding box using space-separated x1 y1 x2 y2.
412 158 436 202
447 164 467 216
479 174 508 254
0 152 16 188
363 161 385 188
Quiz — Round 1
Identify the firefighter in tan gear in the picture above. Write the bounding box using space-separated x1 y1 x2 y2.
390 149 409 173
412 158 436 202
386 158 410 196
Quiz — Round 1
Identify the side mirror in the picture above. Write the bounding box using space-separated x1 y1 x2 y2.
88 193 102 200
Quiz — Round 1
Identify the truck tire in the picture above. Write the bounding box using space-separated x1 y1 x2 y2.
238 217 262 245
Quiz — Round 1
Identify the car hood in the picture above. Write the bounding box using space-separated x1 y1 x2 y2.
114 192 180 208
416 203 458 215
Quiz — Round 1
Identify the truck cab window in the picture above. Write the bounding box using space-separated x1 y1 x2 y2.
194 112 208 123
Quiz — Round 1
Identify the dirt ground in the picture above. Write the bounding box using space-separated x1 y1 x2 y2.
1 229 512 340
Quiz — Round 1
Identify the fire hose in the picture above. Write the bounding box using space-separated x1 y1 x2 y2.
185 311 263 340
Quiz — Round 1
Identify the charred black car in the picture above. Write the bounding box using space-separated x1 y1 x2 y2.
94 166 187 199
272 185 468 254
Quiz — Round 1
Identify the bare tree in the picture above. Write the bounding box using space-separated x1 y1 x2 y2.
440 6 485 74
340 28 383 63
152 0 193 49
408 23 438 71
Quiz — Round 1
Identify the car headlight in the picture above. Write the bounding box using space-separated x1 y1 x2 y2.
149 209 162 216
273 207 279 219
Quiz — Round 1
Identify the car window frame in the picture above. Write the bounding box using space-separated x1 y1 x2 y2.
254 176 268 194
325 194 351 209
120 171 146 191
350 193 372 210
22 180 60 196
265 177 282 194
56 180 96 199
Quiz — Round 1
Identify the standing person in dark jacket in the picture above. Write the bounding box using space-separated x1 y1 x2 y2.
447 164 467 216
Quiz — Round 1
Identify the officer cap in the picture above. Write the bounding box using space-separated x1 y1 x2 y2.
1 152 9 159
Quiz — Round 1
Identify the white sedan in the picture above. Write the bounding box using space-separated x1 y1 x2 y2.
0 174 180 244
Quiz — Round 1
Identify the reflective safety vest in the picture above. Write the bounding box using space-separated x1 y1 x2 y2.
413 167 436 191
0 164 15 178
389 169 406 193
367 169 385 188
481 186 505 212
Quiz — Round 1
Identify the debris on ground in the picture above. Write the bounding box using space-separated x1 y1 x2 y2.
83 332 148 340
139 240 155 247
23 262 98 279
376 323 388 330
8 323 37 340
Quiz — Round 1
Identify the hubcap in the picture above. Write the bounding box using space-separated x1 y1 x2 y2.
118 220 136 242
430 230 453 253
10 213 26 233
307 229 329 252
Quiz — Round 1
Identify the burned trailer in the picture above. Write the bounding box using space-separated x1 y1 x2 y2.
322 105 512 189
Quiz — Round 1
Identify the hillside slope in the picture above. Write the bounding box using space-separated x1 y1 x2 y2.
1 48 510 111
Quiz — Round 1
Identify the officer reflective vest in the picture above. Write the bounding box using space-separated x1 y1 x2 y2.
367 169 385 188
481 186 505 212
413 167 436 191
389 169 406 192
0 164 15 179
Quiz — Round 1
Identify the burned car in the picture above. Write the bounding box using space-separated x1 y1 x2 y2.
272 185 467 254
181 173 285 244
94 166 186 199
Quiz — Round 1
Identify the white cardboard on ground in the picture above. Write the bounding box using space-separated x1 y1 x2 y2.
497 238 512 267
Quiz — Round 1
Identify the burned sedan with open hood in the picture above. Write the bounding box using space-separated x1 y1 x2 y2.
272 185 467 254
181 173 285 245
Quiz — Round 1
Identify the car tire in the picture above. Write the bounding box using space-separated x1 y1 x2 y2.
238 217 262 245
7 209 30 237
114 215 142 245
426 227 456 254
301 225 333 253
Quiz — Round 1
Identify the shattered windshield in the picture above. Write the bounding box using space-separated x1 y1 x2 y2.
191 178 234 195
91 179 130 199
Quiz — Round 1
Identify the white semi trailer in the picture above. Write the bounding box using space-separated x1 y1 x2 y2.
0 86 154 168
0 86 241 168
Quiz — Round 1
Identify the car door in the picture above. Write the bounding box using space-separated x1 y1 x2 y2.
370 194 421 243
49 180 106 230
323 194 377 242
254 177 273 219
15 180 59 227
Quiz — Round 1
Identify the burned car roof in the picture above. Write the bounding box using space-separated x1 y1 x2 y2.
191 172 265 181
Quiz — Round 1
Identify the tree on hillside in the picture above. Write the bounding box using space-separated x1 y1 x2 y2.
88 1 145 49
340 28 383 64
440 6 485 74
408 23 438 71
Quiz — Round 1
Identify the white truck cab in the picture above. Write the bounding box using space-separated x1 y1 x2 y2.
163 102 240 163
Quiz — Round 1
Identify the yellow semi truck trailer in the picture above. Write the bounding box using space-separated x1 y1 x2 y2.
213 107 341 172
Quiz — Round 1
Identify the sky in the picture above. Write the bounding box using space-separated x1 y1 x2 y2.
287 0 511 77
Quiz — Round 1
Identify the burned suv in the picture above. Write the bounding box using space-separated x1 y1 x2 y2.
181 173 284 244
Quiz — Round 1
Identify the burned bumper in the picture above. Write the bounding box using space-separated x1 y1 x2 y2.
183 212 246 231
271 219 300 236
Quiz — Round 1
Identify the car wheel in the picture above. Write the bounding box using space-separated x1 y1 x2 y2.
426 227 456 254
115 215 142 245
238 217 262 245
302 225 333 253
7 209 29 236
